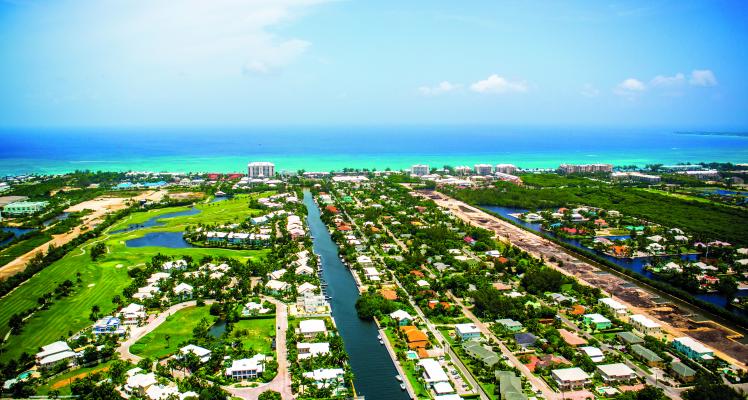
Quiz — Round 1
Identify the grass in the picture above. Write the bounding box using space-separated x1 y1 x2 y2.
130 306 215 359
0 195 271 362
230 318 276 353
36 360 118 395
0 233 53 267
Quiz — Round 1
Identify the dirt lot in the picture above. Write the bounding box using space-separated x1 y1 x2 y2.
415 189 748 368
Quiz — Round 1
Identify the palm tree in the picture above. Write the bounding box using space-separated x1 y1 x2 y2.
165 334 171 348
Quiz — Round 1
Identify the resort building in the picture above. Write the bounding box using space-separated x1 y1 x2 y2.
299 319 327 338
611 171 661 183
119 303 146 326
596 363 637 383
551 367 590 390
494 164 518 174
558 163 613 174
225 354 266 380
629 314 661 337
2 201 48 215
454 323 481 341
672 337 714 360
454 166 472 175
92 316 126 335
474 164 493 175
36 341 77 369
247 162 275 178
411 164 430 176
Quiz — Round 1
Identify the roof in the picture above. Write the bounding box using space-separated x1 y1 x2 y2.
597 363 635 378
455 323 481 335
631 344 663 363
299 319 326 334
580 346 604 358
584 313 611 324
303 368 345 381
180 344 211 358
37 341 72 358
401 326 429 343
673 337 712 354
514 332 537 345
671 362 696 377
390 309 414 321
433 381 455 394
630 314 660 329
418 358 449 383
617 331 644 344
558 328 587 346
226 354 265 374
551 367 590 382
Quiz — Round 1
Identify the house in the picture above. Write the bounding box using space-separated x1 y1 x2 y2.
617 331 644 345
389 310 414 326
495 318 523 332
401 326 429 350
133 285 159 300
243 301 270 316
514 332 537 348
416 279 431 288
583 313 612 330
297 342 330 359
631 344 663 367
597 363 637 383
671 362 696 383
580 346 605 363
363 267 381 281
119 303 146 326
93 316 126 335
299 319 327 338
418 358 450 385
36 341 77 369
672 337 714 360
268 269 287 280
225 354 265 380
297 282 318 295
174 283 193 300
296 292 330 315
266 279 290 293
495 371 526 400
551 367 590 390
599 298 628 316
558 329 587 347
295 265 314 276
303 368 345 389
356 255 374 268
454 323 481 341
179 344 212 363
162 260 187 272
629 314 661 337
125 372 158 396
462 341 500 367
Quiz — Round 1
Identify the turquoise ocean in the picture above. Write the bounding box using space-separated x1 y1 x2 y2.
1 126 747 175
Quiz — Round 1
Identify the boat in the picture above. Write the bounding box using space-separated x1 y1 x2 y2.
395 375 403 382
379 339 384 345
400 383 406 391
377 334 381 340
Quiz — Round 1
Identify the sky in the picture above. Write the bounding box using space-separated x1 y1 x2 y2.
1 0 747 129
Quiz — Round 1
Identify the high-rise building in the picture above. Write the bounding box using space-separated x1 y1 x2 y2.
474 164 493 175
495 164 518 174
411 164 430 176
454 166 472 175
558 164 613 174
247 162 275 178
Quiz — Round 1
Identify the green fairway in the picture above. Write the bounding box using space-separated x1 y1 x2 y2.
0 193 273 362
130 306 215 359
230 318 276 353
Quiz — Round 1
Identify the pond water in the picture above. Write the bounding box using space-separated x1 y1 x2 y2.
210 196 229 203
125 232 194 248
303 189 408 400
209 320 226 338
43 212 69 226
482 205 748 315
113 207 201 233
0 227 36 247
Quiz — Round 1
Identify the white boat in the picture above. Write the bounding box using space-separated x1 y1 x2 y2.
400 383 406 391
395 375 403 382
379 339 384 345
377 334 381 340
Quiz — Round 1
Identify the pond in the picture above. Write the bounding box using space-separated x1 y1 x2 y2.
43 212 70 226
482 205 748 316
208 320 226 338
0 227 36 247
125 232 194 248
113 207 201 233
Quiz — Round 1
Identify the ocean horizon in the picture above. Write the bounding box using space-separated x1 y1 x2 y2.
2 126 748 175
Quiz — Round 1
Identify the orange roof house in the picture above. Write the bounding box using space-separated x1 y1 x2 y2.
612 245 628 256
569 305 586 316
337 224 352 231
325 205 339 214
380 289 398 301
410 270 425 277
400 326 429 349
558 329 587 347
427 300 451 310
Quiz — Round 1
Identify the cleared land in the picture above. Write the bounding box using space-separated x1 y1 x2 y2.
129 306 215 359
231 318 276 353
0 193 271 362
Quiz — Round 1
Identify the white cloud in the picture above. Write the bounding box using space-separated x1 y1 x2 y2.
242 38 311 75
418 81 462 96
689 69 718 87
470 74 527 94
580 84 600 98
650 73 685 87
614 78 646 97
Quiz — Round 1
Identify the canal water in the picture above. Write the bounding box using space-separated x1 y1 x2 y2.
482 205 748 316
303 189 408 400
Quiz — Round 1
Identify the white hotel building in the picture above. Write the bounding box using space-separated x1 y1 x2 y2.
247 162 275 178
411 164 430 176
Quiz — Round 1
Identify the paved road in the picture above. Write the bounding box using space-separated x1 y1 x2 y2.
225 299 293 400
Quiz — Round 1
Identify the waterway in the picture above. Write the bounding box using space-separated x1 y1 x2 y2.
126 231 194 248
482 205 748 317
303 189 408 400
0 227 35 247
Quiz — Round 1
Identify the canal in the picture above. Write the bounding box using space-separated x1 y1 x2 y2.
303 189 408 400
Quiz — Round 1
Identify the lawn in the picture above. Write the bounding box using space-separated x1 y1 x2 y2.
230 318 276 353
36 360 119 395
0 233 53 267
130 306 215 359
0 196 271 363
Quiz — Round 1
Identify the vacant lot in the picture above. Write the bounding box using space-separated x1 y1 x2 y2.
231 317 276 353
130 306 215 359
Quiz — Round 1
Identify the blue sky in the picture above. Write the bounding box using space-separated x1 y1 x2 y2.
1 0 747 128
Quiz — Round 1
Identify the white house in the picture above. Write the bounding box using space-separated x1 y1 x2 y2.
125 372 158 396
299 319 327 338
179 344 212 364
580 346 605 363
225 354 266 380
455 323 481 341
268 269 287 280
551 367 590 390
297 282 318 295
598 298 627 316
36 341 77 369
597 363 637 383
162 260 187 272
266 279 290 293
174 283 194 300
629 314 661 337
418 358 450 385
297 342 330 359
363 267 381 281
295 265 315 276
303 368 345 389
119 303 146 326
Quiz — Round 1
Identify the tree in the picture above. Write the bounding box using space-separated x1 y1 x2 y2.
90 243 106 261
258 391 282 400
